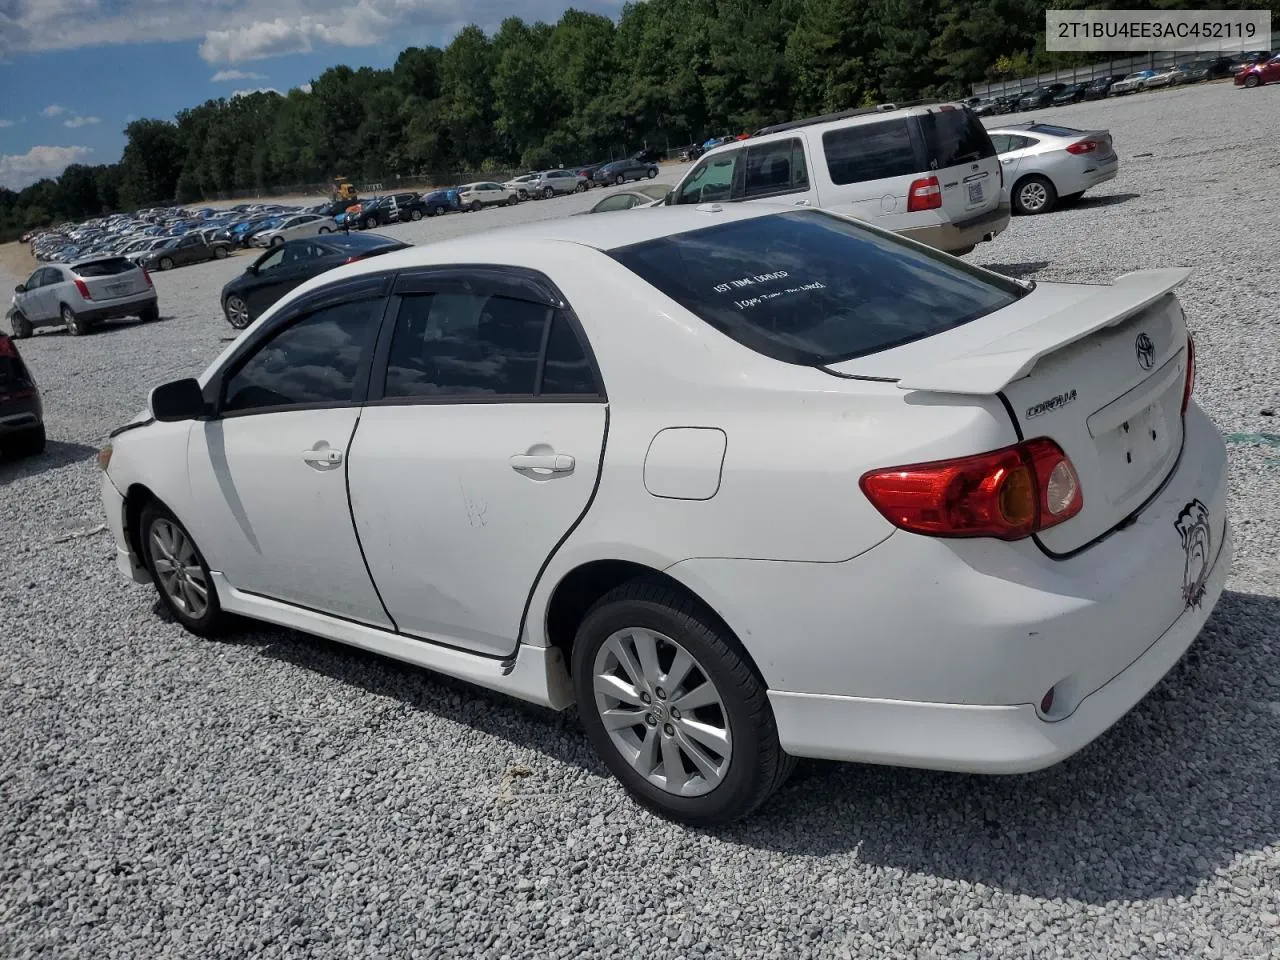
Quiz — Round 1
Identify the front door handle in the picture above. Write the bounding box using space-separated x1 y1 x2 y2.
1001 158 1016 164
793 198 810 206
301 445 343 467
509 453 574 473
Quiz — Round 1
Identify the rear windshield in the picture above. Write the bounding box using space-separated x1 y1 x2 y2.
318 232 405 253
74 257 135 277
609 210 1023 366
918 108 996 167
1026 123 1084 137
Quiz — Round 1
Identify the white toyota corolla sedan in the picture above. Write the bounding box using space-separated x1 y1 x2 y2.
99 204 1231 825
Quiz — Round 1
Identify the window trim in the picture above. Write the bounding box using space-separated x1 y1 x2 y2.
204 273 395 419
366 266 607 406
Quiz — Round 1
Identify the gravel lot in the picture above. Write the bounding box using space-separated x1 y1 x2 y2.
2 81 1278 959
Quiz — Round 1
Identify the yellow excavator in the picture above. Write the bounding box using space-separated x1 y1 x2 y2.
330 177 357 203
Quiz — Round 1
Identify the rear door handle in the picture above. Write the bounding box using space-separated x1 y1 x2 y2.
301 446 343 466
509 454 574 473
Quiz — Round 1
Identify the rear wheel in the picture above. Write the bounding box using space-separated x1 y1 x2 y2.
270 236 284 247
214 245 229 258
224 295 251 330
433 205 446 217
1013 175 1057 215
318 226 332 233
409 208 424 221
3 424 45 459
10 311 32 338
471 200 483 212
139 304 159 323
61 304 87 336
575 182 587 193
647 168 658 179
140 502 226 637
158 256 174 271
364 215 378 229
543 187 555 199
571 580 795 826
615 174 625 186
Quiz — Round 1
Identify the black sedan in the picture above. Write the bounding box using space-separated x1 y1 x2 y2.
219 232 410 330
1050 82 1089 106
593 158 660 186
0 331 44 459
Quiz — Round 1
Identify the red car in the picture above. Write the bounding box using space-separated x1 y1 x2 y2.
0 331 44 459
1235 54 1280 87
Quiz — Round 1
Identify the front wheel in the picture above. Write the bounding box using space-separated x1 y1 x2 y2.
409 209 423 221
1244 74 1260 88
214 245 229 258
471 200 483 212
140 502 226 637
1013 174 1058 215
615 174 625 186
318 226 332 233
224 295 251 330
138 304 159 323
543 187 555 199
647 168 658 179
571 580 795 826
432 205 446 217
575 182 587 193
364 215 378 229
10 311 33 338
158 256 174 271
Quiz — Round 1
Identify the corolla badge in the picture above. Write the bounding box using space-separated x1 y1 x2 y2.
1135 332 1155 370
1174 499 1212 609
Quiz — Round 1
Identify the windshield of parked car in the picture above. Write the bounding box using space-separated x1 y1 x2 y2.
609 210 1024 366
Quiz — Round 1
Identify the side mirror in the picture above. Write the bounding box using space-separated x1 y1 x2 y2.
14 284 25 294
149 378 208 422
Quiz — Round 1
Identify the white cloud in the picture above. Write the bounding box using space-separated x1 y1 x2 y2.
63 115 101 128
298 82 313 93
0 145 94 190
199 14 381 63
211 68 267 82
41 104 68 117
0 119 14 128
231 87 283 98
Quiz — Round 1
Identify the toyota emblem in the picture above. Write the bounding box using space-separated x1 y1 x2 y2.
1135 332 1155 371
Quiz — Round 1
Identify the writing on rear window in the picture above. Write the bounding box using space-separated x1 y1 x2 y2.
734 281 828 311
712 271 790 294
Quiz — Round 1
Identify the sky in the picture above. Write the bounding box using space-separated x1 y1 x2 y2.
0 0 622 191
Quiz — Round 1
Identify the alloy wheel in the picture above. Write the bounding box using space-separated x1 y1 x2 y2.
225 296 250 329
1019 181 1049 212
592 627 732 797
149 518 210 620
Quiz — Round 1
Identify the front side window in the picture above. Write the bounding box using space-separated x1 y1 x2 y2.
222 299 379 412
595 194 639 213
823 120 920 185
609 210 1023 366
256 248 285 273
741 138 809 199
675 150 740 204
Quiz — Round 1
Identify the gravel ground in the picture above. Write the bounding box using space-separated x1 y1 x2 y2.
2 81 1278 959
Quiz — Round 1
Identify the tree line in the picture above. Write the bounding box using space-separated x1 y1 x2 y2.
2 0 1273 239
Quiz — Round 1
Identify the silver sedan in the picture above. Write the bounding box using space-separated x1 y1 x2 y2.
986 122 1119 215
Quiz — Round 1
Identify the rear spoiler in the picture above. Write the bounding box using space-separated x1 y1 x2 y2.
895 268 1192 395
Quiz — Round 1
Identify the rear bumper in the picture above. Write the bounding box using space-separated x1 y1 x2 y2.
77 291 158 323
0 394 43 435
1056 156 1119 195
901 201 1012 252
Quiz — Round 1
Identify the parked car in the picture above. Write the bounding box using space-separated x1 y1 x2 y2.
503 174 542 200
1184 57 1236 81
1018 83 1067 110
678 143 706 162
421 188 462 217
594 159 660 186
1228 51 1273 73
993 93 1022 113
575 182 672 214
252 213 338 247
139 233 232 271
9 257 158 336
1050 82 1089 106
631 148 664 164
1143 65 1185 89
1083 75 1128 99
1109 70 1157 95
101 203 1226 826
1235 53 1280 87
0 331 43 458
987 122 1118 215
218 232 411 330
971 97 1001 116
457 182 519 211
668 101 1009 255
530 169 589 198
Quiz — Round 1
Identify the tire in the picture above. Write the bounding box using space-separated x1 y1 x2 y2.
61 304 87 336
158 256 174 271
543 187 555 199
270 236 284 247
364 215 378 230
1244 75 1260 88
409 209 424 221
10 311 32 339
615 174 625 186
319 226 332 233
647 168 658 179
433 205 446 217
138 304 159 323
471 200 483 212
1012 174 1057 215
518 190 528 201
506 196 517 206
575 182 587 193
213 245 229 258
571 579 795 826
139 501 227 638
223 295 251 330
4 424 45 460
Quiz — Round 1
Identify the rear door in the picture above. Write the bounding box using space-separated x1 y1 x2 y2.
346 268 608 657
734 136 818 208
991 133 1037 182
917 106 1002 221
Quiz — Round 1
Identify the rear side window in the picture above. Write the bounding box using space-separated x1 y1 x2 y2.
741 138 809 199
1026 124 1084 138
918 109 996 168
74 258 135 278
822 120 919 185
608 210 1022 366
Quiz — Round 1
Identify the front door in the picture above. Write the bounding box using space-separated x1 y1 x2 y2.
346 274 607 657
186 293 392 627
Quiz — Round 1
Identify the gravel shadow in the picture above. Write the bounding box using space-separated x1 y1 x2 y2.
978 260 1051 280
1068 191 1141 210
0 439 97 476
719 588 1280 904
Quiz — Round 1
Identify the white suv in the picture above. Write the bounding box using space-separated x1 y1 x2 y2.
668 101 1011 254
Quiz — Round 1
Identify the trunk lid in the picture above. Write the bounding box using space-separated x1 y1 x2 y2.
827 269 1193 553
917 105 1002 220
73 257 149 300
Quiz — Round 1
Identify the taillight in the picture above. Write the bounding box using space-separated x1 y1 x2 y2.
1182 333 1196 415
860 438 1083 541
0 336 17 359
74 278 93 300
1065 140 1098 155
343 254 366 264
142 269 153 288
906 176 942 212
